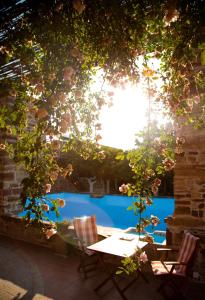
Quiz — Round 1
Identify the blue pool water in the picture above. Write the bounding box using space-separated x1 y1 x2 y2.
44 193 174 232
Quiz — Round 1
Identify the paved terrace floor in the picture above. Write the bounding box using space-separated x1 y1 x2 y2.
0 235 204 300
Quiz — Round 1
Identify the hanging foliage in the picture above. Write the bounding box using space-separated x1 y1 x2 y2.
0 0 205 227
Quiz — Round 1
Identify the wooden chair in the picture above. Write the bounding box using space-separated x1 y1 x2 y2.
151 231 200 299
73 215 99 278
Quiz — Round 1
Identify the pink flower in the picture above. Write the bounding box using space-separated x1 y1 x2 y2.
96 134 102 142
59 119 69 133
98 150 106 160
42 204 49 212
36 108 48 119
75 90 83 98
36 83 44 93
153 178 161 187
58 92 66 103
51 140 61 151
107 91 114 97
63 66 75 81
119 184 129 194
142 68 155 77
0 144 6 150
151 185 158 196
151 215 160 226
49 95 58 106
187 99 193 110
139 251 148 263
145 169 155 180
50 171 58 181
163 158 175 171
70 46 83 61
175 145 184 155
145 196 153 206
57 198 65 208
164 9 179 26
45 228 57 239
45 183 51 193
73 0 86 14
95 123 102 130
9 89 17 98
194 96 200 104
141 234 154 244
176 137 185 145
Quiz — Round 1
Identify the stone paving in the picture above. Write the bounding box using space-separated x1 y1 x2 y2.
0 235 204 300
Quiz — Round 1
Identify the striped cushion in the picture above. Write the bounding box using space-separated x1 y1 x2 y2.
73 215 98 249
176 231 199 275
152 231 199 277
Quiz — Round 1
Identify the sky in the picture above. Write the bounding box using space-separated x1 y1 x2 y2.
98 82 167 150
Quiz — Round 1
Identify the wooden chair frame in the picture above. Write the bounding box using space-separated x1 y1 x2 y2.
151 231 200 299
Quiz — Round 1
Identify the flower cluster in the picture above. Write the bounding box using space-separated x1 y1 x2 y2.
57 198 65 208
61 163 73 178
144 169 155 180
98 150 106 160
42 203 49 212
45 183 51 194
0 143 6 150
139 251 148 263
63 66 75 82
145 196 153 206
150 215 160 227
73 0 86 14
135 248 148 263
141 234 154 244
36 108 48 120
151 178 161 195
163 157 175 171
175 137 185 155
142 68 155 77
119 183 129 194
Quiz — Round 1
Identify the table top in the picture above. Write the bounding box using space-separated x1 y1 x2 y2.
87 232 147 257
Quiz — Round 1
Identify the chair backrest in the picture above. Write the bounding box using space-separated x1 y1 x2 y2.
176 231 200 275
73 215 98 248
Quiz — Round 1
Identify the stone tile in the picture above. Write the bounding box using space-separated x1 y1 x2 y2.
0 235 204 300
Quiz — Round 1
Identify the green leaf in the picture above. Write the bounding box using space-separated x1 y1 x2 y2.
116 270 123 275
127 206 133 211
198 43 205 50
116 152 125 160
201 50 205 65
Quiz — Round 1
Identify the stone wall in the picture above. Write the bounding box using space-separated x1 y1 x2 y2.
0 133 24 215
0 215 74 256
167 125 205 279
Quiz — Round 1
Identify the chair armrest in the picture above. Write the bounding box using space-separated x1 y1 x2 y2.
157 248 172 251
158 248 173 261
164 261 186 266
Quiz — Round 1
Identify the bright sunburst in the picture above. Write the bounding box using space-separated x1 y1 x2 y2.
99 81 168 150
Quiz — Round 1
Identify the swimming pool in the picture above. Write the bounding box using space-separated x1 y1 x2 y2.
45 193 174 232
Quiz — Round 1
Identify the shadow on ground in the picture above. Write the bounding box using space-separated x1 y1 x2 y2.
0 235 204 300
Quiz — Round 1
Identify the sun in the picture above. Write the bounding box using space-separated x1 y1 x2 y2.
99 81 168 150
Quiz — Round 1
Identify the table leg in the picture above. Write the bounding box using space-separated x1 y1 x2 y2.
137 269 149 283
94 253 128 300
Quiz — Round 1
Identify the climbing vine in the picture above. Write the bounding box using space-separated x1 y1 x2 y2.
0 0 205 233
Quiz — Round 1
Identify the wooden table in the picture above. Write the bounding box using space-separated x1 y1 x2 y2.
87 233 148 300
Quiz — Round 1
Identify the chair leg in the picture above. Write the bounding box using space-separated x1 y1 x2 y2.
138 269 149 283
77 253 99 279
158 277 187 300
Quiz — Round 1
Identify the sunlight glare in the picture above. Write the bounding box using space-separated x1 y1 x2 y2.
99 83 167 150
99 82 149 150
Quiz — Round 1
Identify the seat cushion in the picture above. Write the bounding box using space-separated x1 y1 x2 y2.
151 261 185 276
